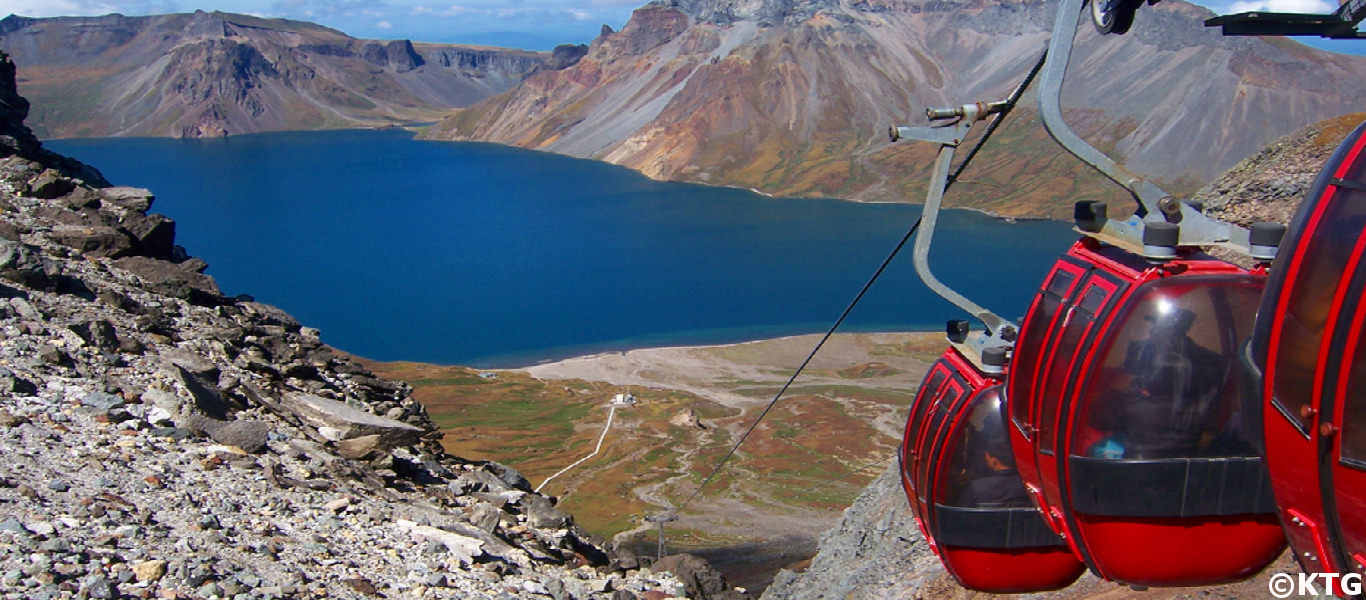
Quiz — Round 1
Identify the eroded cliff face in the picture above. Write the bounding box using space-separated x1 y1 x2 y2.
0 11 582 138
427 0 1366 218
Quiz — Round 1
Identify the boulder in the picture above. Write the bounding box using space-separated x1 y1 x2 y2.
519 493 569 529
120 213 176 258
161 348 220 379
280 392 424 450
483 460 532 492
27 169 74 199
394 520 485 565
335 434 384 460
69 320 119 351
652 554 743 600
0 238 56 289
204 419 271 453
168 365 233 419
47 224 133 257
99 187 154 212
111 256 222 305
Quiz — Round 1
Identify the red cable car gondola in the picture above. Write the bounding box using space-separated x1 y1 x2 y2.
1250 120 1366 580
1006 235 1285 586
900 342 1086 592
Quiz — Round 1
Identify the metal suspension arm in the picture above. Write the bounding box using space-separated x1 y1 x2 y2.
1040 0 1251 253
889 53 1045 340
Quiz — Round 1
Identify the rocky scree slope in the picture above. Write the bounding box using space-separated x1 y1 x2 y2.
759 114 1366 600
0 50 686 600
0 11 587 138
427 0 1366 218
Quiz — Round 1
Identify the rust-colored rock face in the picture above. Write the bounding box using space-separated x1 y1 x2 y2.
427 0 1366 218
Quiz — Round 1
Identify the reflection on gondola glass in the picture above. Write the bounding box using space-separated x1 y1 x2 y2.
940 387 1032 508
1075 279 1263 460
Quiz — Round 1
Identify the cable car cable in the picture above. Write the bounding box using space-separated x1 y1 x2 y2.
663 52 1044 520
946 50 1047 187
670 217 923 517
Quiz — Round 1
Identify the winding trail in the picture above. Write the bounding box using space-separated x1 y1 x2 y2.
535 405 619 494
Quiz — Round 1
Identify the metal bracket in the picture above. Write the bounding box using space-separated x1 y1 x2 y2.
1040 0 1251 253
889 103 1017 343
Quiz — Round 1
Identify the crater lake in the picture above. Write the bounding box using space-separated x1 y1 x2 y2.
49 129 1076 367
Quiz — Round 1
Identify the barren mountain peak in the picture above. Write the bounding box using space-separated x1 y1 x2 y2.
648 0 842 25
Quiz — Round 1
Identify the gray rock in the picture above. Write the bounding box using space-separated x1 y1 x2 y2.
46 480 68 492
70 320 119 351
654 553 743 600
121 212 176 258
0 517 27 534
280 392 424 449
169 365 232 419
205 419 270 453
36 343 66 366
27 170 74 199
469 502 502 533
760 464 936 600
520 493 569 529
484 461 532 492
0 239 54 290
335 434 384 460
81 391 125 412
161 349 219 379
98 186 154 212
111 256 222 305
0 367 36 396
81 574 117 599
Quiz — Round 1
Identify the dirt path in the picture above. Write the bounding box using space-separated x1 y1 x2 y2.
522 331 942 410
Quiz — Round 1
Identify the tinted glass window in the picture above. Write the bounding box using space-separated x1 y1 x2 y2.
919 382 966 496
1038 282 1109 453
1010 266 1078 432
903 369 948 482
1073 277 1263 459
1272 172 1366 435
939 386 1032 508
1340 314 1366 469
1335 186 1366 468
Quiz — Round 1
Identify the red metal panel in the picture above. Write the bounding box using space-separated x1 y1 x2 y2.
1072 513 1286 586
940 547 1085 593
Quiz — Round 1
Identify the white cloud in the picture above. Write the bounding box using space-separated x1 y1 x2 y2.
0 0 121 17
1225 0 1335 12
375 18 391 28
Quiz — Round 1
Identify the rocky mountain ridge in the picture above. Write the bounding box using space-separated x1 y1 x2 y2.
0 11 586 138
427 0 1366 218
0 49 694 599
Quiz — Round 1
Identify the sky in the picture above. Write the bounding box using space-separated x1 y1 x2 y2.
0 0 1360 53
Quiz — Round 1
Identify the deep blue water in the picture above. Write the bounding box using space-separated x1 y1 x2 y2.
48 129 1076 368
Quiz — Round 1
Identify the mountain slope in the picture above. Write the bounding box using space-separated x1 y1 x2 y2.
426 0 1366 218
0 11 585 138
0 48 691 598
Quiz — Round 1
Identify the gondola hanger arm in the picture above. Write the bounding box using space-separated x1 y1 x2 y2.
1039 0 1253 255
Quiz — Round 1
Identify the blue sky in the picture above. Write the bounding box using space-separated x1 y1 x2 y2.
0 0 1359 53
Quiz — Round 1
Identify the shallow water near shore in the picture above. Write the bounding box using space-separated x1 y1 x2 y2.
49 129 1076 367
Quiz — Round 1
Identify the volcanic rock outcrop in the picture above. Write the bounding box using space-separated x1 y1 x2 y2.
0 49 687 599
428 0 1366 218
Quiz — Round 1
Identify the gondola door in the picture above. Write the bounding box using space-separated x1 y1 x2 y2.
1318 124 1366 575
1329 245 1366 574
1258 121 1366 576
